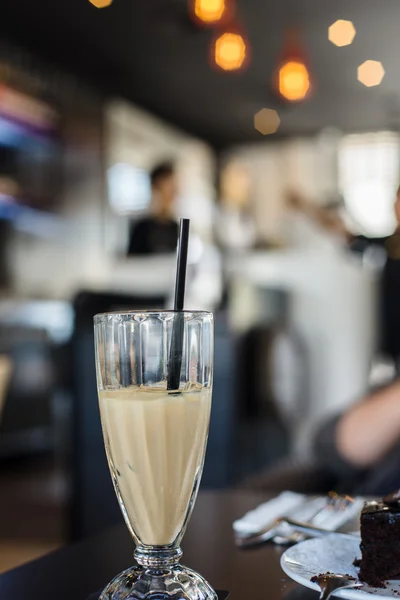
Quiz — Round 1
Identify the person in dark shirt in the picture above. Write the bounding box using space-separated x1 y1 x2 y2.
351 187 400 364
127 162 179 255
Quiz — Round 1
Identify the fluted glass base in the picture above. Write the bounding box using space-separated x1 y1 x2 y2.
99 546 217 600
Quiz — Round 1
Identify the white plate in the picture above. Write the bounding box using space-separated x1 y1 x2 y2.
281 535 400 599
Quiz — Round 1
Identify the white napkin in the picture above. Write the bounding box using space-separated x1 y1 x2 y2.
233 491 364 536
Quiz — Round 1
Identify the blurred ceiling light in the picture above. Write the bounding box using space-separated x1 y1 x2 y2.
279 61 310 101
328 20 356 47
88 0 113 8
275 28 312 102
357 60 385 87
193 0 226 24
254 108 280 135
214 32 247 71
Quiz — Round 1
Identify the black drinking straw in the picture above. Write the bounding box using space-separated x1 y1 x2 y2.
167 218 190 391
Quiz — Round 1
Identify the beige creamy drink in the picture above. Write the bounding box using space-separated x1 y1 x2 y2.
98 386 212 546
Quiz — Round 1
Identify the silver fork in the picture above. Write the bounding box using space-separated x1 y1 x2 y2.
312 573 362 600
235 493 354 547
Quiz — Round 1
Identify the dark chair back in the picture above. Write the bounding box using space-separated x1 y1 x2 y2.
0 326 54 457
70 291 166 541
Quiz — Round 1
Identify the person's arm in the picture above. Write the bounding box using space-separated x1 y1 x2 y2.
336 380 400 468
304 204 354 241
287 195 353 241
313 413 365 481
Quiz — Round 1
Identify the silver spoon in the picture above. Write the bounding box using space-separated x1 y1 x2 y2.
278 517 359 540
312 573 362 600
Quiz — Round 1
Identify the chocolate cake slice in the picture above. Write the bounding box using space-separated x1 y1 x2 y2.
358 491 400 587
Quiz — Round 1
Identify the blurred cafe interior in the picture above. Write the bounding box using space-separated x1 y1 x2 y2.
1 0 400 576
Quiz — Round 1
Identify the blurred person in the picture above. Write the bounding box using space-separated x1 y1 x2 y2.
287 192 350 240
283 191 349 252
350 187 400 366
217 203 255 250
127 162 179 255
243 379 400 496
315 379 400 494
217 161 256 251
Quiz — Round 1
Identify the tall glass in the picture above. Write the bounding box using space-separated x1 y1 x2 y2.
94 310 216 600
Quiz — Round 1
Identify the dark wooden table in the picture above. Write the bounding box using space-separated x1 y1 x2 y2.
0 491 318 600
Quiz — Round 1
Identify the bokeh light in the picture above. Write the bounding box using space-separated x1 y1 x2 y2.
278 61 310 101
254 108 280 135
214 32 247 71
357 60 385 87
328 20 356 47
194 0 225 24
88 0 113 7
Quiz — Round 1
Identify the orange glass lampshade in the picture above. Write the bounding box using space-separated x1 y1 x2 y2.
193 0 226 23
275 28 312 102
278 60 310 101
88 0 113 8
214 32 247 71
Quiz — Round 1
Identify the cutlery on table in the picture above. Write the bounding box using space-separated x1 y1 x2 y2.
278 517 359 539
235 494 357 548
236 517 358 548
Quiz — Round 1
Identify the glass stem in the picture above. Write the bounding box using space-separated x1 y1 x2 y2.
134 545 183 570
